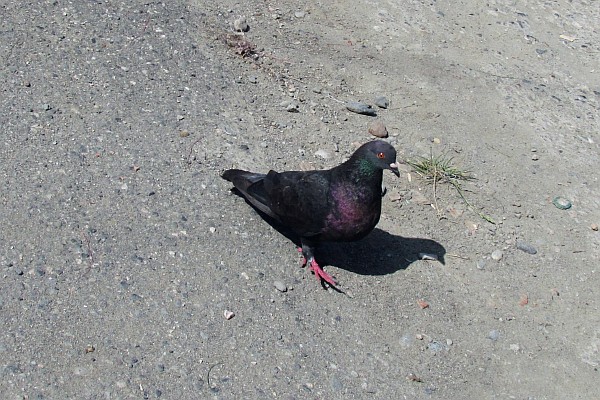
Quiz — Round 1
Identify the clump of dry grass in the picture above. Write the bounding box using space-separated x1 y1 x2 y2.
407 152 473 183
407 151 495 223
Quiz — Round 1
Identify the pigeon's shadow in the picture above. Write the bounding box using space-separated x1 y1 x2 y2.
316 229 445 276
232 189 446 276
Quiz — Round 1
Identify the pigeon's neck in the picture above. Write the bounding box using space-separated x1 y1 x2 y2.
338 156 383 187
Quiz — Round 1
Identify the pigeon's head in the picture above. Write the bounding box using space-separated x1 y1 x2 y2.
359 140 401 177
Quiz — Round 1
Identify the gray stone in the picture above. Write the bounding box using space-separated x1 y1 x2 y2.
374 96 389 109
274 280 287 292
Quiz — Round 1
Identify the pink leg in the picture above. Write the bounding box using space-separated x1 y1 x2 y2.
308 259 337 286
297 247 337 286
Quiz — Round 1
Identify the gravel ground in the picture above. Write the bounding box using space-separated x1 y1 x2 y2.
1 0 599 398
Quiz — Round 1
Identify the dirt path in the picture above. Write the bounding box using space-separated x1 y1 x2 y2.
1 1 598 398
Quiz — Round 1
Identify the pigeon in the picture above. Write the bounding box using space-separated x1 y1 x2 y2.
222 140 400 287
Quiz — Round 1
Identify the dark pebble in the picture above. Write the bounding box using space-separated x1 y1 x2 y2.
346 101 377 116
516 241 537 254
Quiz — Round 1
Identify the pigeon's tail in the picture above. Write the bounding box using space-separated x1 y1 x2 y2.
221 169 277 219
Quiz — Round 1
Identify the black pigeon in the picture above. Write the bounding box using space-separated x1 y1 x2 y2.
222 140 400 287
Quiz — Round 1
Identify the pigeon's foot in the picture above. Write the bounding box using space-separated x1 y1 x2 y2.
298 246 338 287
308 259 337 287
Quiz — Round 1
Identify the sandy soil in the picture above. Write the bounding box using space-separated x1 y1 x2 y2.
1 0 599 398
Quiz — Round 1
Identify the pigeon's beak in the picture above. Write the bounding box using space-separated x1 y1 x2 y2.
389 162 400 177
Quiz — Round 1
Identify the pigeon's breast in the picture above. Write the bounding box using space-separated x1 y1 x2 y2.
324 183 381 241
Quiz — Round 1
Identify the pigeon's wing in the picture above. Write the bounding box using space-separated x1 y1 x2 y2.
264 169 332 238
221 169 278 219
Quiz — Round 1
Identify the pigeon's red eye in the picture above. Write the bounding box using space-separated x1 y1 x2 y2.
377 152 385 159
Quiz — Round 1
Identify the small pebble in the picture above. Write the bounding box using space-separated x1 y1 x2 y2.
417 299 429 310
427 341 444 353
294 11 306 18
233 17 249 32
224 310 235 320
286 103 300 113
374 96 389 109
368 121 388 138
476 259 486 270
399 334 413 348
417 299 429 309
552 196 572 210
491 250 503 261
591 223 599 231
346 101 377 116
488 330 500 341
519 293 529 306
314 149 331 159
274 280 287 292
516 240 537 254
248 76 258 84
531 154 539 161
